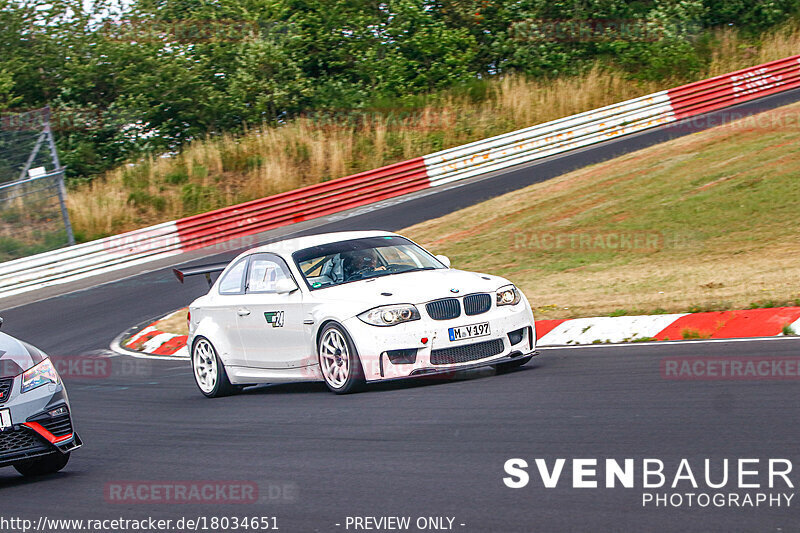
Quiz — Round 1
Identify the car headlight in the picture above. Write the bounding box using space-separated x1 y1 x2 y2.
496 284 521 307
358 304 421 326
21 358 60 394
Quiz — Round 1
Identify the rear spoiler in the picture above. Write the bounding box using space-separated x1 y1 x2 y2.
173 262 229 287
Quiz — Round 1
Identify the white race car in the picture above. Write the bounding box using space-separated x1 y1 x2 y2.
175 231 537 397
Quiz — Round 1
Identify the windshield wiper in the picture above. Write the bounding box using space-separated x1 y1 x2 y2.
395 266 436 274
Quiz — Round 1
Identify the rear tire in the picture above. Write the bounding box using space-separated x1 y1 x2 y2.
495 354 533 374
14 452 70 477
318 323 365 394
192 337 237 398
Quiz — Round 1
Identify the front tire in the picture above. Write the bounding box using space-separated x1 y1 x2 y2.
318 323 365 394
192 337 237 398
14 452 70 477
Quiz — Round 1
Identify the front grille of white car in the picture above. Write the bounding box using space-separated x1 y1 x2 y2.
426 298 461 320
464 293 492 316
430 338 505 365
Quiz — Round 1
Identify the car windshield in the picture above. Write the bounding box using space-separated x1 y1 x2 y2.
293 236 445 290
0 338 45 378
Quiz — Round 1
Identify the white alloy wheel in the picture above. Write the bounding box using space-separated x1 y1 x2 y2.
319 327 350 389
193 338 218 394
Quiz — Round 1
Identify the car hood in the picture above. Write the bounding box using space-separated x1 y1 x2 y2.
310 268 508 308
0 331 46 378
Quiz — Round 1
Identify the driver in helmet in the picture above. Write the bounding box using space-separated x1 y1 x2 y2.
342 249 385 281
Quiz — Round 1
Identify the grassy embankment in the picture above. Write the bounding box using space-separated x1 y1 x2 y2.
403 101 800 320
67 24 800 242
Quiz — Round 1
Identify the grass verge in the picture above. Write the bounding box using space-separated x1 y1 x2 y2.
402 101 800 320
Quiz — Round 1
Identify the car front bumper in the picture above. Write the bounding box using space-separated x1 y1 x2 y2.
343 299 537 382
0 377 81 468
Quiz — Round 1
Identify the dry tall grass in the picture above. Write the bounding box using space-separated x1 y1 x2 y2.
67 24 800 240
705 21 800 77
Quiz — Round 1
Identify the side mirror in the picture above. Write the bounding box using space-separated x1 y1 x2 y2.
435 255 451 268
0 316 3 329
275 277 299 294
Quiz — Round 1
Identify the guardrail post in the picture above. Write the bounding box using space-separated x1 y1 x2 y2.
43 107 75 246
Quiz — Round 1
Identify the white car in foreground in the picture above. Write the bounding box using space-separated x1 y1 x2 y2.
176 231 537 397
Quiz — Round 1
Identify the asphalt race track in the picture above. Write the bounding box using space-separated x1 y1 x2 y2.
2 89 800 532
1 339 799 532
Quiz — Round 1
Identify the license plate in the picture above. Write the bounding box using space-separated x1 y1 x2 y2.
449 322 490 341
0 409 11 430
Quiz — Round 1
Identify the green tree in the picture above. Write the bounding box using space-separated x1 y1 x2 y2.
0 69 20 109
703 0 800 33
372 0 478 94
2 0 799 182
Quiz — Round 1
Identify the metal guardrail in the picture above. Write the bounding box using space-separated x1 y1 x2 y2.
0 55 798 299
424 55 800 184
174 157 430 251
425 91 676 185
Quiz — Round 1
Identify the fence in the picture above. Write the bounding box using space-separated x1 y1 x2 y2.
0 55 798 298
0 108 75 263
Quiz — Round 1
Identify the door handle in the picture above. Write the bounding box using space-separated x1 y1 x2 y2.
237 308 251 316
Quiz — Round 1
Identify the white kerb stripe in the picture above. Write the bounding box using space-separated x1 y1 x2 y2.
538 314 688 346
141 333 181 353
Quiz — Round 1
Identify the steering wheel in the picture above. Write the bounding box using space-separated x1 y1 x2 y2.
383 264 404 273
346 266 373 281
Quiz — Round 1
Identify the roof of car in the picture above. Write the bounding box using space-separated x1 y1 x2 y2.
249 230 399 256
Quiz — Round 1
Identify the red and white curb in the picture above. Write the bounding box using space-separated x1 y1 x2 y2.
535 307 800 345
122 309 189 357
116 307 800 359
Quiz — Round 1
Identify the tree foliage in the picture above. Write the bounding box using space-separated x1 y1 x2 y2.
1 0 797 178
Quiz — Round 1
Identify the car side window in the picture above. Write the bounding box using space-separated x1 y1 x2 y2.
218 258 248 295
246 254 292 294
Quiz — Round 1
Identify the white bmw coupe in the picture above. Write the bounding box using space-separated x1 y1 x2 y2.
176 231 537 397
